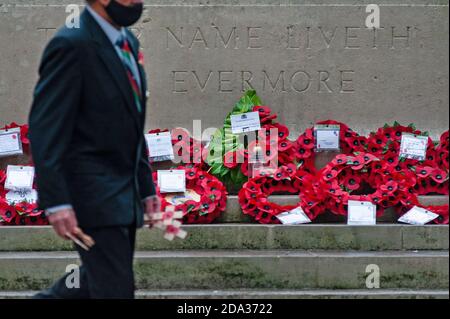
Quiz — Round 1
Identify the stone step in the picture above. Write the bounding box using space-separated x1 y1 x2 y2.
219 195 449 223
0 224 448 252
0 250 447 291
1 289 448 300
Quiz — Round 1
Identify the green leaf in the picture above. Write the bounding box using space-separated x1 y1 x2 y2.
393 121 400 127
210 163 225 176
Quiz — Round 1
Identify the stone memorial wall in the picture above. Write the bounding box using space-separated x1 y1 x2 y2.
0 0 448 138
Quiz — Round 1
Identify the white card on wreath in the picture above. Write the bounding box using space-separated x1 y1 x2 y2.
0 128 23 157
399 133 428 161
277 207 312 225
230 112 261 134
5 165 35 191
347 200 377 225
398 206 439 225
6 189 38 205
251 162 277 178
158 170 186 193
315 125 340 151
165 189 202 206
145 132 175 162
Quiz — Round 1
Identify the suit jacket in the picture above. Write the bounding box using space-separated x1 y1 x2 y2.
28 9 156 228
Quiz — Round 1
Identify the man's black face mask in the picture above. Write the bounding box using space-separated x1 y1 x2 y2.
105 0 143 27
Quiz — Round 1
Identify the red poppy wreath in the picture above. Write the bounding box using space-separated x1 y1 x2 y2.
318 152 417 217
436 130 449 171
294 120 367 173
0 169 47 226
238 164 326 224
2 122 31 155
395 196 449 225
366 122 448 196
148 128 207 169
152 165 227 224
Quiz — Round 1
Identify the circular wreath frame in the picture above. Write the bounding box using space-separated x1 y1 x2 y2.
153 165 227 224
319 153 416 217
0 169 46 226
239 164 326 224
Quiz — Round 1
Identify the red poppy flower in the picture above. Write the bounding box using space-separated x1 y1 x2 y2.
284 164 297 177
322 168 339 181
333 191 350 204
295 146 313 160
431 169 448 184
273 167 289 181
332 154 348 166
224 151 239 169
426 205 449 225
253 105 277 123
185 167 199 180
278 152 296 165
198 196 217 214
384 153 399 166
171 127 190 143
0 200 16 223
380 181 398 194
273 123 290 140
184 200 201 213
350 155 366 170
255 210 280 224
297 134 315 150
362 153 378 164
343 175 361 191
398 194 419 208
346 136 367 151
240 162 249 177
416 166 434 178
278 139 293 152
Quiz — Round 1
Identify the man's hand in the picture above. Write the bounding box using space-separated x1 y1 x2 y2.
144 196 161 227
48 208 78 240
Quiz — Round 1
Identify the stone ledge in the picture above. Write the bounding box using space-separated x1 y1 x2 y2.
219 195 449 223
0 250 447 290
1 289 448 299
0 224 448 251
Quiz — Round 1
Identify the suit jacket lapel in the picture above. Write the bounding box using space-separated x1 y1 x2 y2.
82 10 141 131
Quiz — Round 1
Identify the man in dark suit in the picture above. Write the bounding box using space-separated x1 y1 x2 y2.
28 0 161 299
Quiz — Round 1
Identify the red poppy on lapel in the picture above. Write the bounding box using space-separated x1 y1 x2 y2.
138 50 145 66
